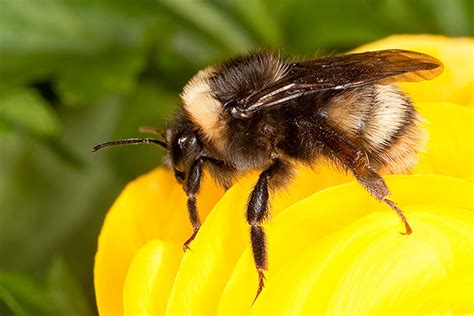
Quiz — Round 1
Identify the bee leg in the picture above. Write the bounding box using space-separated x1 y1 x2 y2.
318 128 412 235
183 158 204 251
246 158 285 302
183 156 234 251
350 155 412 235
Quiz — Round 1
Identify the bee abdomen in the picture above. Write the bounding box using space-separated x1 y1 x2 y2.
326 84 426 174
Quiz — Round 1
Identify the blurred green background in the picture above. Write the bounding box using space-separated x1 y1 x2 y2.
0 0 472 314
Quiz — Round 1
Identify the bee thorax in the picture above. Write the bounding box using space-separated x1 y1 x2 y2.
180 66 227 152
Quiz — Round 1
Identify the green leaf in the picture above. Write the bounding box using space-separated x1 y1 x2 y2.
56 48 145 106
214 0 283 47
46 257 93 316
0 118 13 136
158 0 254 53
0 0 157 105
0 272 52 316
421 0 470 35
0 88 60 138
0 97 123 305
272 0 388 53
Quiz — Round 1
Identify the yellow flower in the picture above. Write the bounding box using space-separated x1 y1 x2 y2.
94 35 474 315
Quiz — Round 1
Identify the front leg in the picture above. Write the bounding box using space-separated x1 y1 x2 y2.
183 156 234 251
183 158 204 251
246 157 290 301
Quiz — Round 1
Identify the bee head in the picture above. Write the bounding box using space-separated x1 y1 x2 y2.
91 108 203 186
167 126 202 184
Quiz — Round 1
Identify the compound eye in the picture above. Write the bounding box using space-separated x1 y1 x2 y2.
171 133 186 172
174 168 185 183
171 132 198 178
173 157 185 173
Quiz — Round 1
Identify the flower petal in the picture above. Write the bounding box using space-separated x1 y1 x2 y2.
123 240 182 315
353 35 474 107
414 102 473 179
253 205 473 315
165 165 354 315
218 175 473 314
94 169 223 316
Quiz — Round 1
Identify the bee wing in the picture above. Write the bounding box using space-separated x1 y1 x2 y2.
237 49 443 117
290 49 443 87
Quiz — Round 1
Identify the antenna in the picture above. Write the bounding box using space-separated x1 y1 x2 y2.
91 138 167 153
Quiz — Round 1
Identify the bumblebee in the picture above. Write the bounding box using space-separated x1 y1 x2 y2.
93 49 443 299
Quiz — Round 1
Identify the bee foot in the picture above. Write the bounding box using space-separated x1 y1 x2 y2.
400 221 413 236
252 270 266 305
183 230 199 252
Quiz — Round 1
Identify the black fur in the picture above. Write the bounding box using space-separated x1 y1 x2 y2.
209 51 284 106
